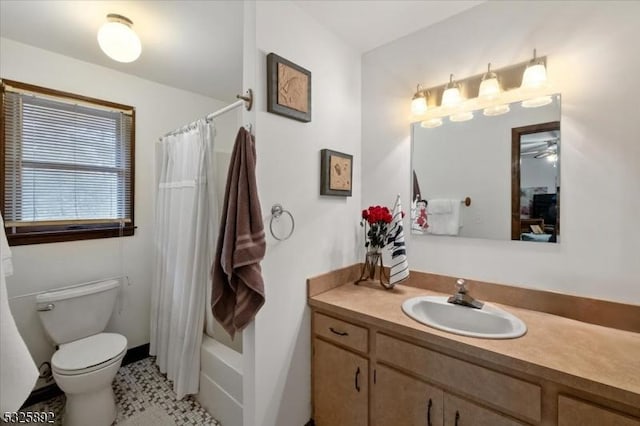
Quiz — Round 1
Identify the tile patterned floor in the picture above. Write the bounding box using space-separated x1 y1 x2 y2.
20 357 220 425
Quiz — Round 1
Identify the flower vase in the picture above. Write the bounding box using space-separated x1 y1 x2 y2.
356 248 393 289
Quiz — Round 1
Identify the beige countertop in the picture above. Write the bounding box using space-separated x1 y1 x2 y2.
309 280 640 409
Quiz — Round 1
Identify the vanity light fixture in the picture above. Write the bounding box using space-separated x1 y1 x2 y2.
521 49 548 90
478 63 500 100
411 84 428 116
97 14 142 63
521 49 552 108
479 63 511 116
411 49 555 127
442 74 462 109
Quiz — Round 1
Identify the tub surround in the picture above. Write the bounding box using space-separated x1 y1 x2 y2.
307 266 640 424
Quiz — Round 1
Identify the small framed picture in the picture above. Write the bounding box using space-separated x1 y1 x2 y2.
267 53 312 122
320 149 353 197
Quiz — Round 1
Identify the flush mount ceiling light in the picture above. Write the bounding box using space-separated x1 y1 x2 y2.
97 14 142 63
411 84 428 116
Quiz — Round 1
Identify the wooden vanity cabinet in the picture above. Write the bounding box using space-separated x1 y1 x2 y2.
557 395 640 426
312 312 369 426
313 337 368 426
443 393 527 426
311 310 639 426
372 364 444 426
372 364 525 426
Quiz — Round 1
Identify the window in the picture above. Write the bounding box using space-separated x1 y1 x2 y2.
1 79 135 245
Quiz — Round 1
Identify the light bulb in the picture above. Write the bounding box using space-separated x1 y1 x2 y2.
483 104 510 116
450 111 474 122
478 63 501 100
411 85 428 115
521 49 548 90
522 96 552 108
98 14 142 63
442 74 462 108
420 118 443 128
521 64 548 89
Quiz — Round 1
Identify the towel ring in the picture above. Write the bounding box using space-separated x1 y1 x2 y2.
270 204 295 241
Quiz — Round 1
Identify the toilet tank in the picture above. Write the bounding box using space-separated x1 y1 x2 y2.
36 279 120 345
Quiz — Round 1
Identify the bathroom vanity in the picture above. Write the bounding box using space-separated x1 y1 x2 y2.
308 267 640 426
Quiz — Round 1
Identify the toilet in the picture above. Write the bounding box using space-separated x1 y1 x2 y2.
36 279 127 426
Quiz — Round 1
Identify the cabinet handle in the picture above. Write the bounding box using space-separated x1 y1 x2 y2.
426 398 432 426
329 327 349 336
355 367 361 392
455 410 460 426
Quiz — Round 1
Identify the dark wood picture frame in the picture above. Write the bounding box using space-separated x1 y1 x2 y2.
267 53 311 122
511 121 560 241
320 149 352 197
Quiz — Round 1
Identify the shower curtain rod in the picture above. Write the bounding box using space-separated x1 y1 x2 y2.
162 89 253 138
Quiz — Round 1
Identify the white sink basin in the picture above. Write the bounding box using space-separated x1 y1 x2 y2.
402 296 527 339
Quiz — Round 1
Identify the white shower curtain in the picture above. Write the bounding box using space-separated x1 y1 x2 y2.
150 119 218 399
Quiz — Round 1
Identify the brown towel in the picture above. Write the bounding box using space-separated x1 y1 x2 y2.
211 127 265 338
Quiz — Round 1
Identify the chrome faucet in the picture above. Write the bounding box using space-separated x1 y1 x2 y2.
447 279 484 309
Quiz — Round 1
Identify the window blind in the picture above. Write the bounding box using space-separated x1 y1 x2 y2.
2 90 133 228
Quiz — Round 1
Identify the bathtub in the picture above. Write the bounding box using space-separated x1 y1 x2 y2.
197 335 243 426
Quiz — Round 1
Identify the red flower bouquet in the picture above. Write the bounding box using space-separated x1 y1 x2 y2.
361 205 392 251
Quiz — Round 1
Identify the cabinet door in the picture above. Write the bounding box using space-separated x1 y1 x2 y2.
558 395 640 426
444 393 526 426
372 364 444 426
313 338 368 426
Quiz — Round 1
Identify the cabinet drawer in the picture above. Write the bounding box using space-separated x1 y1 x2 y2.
444 393 527 426
558 395 640 426
376 333 540 423
314 312 368 353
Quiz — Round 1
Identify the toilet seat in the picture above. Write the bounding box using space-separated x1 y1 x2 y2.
52 333 127 376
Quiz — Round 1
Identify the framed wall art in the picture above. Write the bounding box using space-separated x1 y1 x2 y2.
267 53 311 122
320 149 352 197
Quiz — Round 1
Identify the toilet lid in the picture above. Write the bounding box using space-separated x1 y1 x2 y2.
52 333 127 372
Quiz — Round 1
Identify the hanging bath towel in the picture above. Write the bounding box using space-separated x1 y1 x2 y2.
211 127 265 338
0 213 39 412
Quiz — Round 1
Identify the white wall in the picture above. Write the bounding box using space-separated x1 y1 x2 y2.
521 158 558 194
1 38 231 388
362 1 640 303
248 2 362 425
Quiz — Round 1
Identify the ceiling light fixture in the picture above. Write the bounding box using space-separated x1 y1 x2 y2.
98 14 142 63
411 84 428 116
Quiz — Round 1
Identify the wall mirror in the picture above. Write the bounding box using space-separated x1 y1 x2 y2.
411 94 561 242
